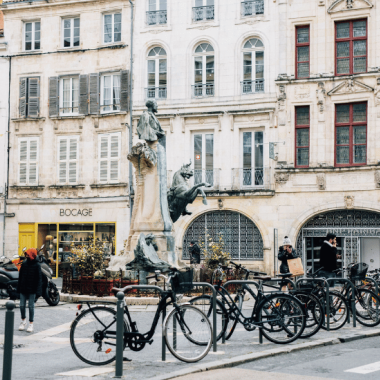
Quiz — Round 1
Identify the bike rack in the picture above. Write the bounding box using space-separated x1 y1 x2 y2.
113 283 218 378
362 276 379 319
295 277 330 331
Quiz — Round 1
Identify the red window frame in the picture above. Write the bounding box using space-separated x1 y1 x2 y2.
295 25 310 79
335 19 367 76
335 102 367 167
295 106 310 168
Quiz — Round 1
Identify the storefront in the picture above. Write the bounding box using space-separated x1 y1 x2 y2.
5 198 129 278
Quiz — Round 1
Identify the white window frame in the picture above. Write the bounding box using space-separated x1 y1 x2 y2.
192 132 214 185
98 132 121 183
148 0 167 11
24 20 41 51
61 17 80 48
147 47 167 99
100 73 121 114
57 136 79 184
59 76 79 116
18 137 39 185
103 12 122 44
193 44 215 97
242 38 265 94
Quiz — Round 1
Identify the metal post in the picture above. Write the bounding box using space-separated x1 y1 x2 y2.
2 301 15 380
259 328 263 344
162 304 166 361
114 292 125 378
173 310 177 351
221 295 226 344
365 276 379 320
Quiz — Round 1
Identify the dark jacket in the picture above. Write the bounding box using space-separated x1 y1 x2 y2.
17 258 42 296
319 241 338 272
278 246 298 274
189 244 201 264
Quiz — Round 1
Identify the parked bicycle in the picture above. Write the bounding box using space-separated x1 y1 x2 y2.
69 268 213 365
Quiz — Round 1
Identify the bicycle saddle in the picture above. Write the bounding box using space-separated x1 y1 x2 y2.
277 273 293 278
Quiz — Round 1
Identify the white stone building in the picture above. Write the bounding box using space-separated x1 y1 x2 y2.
0 0 132 275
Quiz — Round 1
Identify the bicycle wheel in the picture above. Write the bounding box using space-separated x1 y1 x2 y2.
225 293 243 340
189 295 228 341
292 291 323 338
164 304 212 363
320 290 349 331
70 306 128 366
256 293 306 344
354 288 380 327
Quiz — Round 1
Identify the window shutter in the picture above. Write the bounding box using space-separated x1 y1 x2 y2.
49 77 59 117
79 75 89 115
29 139 38 184
99 135 109 182
120 70 129 112
59 138 67 183
69 138 78 183
27 77 40 118
19 78 27 118
19 140 28 183
89 73 100 114
110 134 120 181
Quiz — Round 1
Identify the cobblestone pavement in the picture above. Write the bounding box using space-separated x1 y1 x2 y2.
0 295 379 380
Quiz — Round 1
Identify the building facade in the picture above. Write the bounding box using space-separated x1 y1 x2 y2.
1 0 132 275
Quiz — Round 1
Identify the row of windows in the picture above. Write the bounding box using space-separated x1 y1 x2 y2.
18 133 121 185
295 102 367 168
23 13 121 52
296 19 368 79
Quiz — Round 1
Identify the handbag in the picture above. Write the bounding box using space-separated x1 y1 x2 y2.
287 257 305 277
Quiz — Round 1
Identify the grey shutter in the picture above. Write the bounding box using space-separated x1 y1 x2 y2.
89 73 99 115
79 74 89 115
27 77 40 118
19 140 28 183
19 77 27 118
120 70 129 112
49 77 59 117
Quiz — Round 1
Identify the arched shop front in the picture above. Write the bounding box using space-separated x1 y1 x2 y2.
296 210 380 272
182 210 264 261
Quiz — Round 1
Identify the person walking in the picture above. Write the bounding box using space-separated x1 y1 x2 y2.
278 236 298 290
189 241 201 283
319 233 341 286
17 248 42 333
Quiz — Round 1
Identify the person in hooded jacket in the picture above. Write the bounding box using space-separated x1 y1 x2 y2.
278 236 298 290
17 248 42 333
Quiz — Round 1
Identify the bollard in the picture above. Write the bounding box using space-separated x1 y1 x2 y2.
259 328 263 344
162 305 166 361
114 292 125 378
2 301 15 380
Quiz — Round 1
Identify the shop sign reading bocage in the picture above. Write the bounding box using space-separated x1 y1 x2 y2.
60 209 93 217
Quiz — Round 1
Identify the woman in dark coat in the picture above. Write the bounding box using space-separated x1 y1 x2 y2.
278 236 298 290
17 248 42 333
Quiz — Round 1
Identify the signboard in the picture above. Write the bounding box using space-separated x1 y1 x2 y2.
269 143 275 160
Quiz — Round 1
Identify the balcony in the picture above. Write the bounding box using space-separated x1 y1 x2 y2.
241 80 264 94
231 168 271 190
191 169 220 190
241 0 264 17
192 6 215 22
145 87 167 99
146 10 167 25
192 83 214 98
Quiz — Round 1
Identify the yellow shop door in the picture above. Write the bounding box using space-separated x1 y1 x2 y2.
18 224 36 257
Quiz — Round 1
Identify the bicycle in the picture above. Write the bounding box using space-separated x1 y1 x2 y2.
69 269 213 365
190 261 306 344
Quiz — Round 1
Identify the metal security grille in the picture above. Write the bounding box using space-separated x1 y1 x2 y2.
183 211 263 260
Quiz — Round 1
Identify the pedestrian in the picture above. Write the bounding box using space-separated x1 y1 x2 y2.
189 241 201 283
278 236 298 290
319 233 341 286
17 248 42 333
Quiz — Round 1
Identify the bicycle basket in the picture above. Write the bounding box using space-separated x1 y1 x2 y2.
170 269 194 293
349 262 369 281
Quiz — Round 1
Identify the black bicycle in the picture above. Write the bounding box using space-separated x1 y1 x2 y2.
70 269 212 365
190 261 306 344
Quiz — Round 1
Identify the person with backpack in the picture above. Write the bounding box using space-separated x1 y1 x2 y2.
17 248 42 333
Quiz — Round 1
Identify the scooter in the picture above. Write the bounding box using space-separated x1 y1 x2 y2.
0 245 60 306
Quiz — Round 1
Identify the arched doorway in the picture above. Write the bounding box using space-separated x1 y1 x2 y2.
296 209 380 272
182 211 263 261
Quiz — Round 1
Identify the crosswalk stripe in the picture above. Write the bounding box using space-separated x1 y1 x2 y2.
345 361 380 374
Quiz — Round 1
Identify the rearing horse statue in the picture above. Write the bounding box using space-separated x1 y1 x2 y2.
167 162 211 223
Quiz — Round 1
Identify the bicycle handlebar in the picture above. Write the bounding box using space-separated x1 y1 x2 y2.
230 261 267 276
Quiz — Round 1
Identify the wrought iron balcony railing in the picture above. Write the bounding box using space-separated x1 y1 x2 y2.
192 83 214 98
145 87 167 99
191 169 220 190
192 6 215 22
231 168 271 190
241 79 264 94
241 0 264 17
146 10 168 25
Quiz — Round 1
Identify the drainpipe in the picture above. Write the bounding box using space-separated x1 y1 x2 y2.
2 56 11 256
128 0 134 221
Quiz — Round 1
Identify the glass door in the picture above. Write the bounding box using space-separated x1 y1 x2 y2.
242 131 263 187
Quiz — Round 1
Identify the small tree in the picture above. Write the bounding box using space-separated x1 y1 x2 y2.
199 233 231 270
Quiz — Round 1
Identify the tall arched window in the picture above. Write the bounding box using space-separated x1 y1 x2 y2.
146 47 167 99
193 43 214 97
242 38 264 94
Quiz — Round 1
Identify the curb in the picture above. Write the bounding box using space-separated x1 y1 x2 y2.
147 329 380 380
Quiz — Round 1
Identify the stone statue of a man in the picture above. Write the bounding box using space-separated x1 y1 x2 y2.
137 100 165 142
